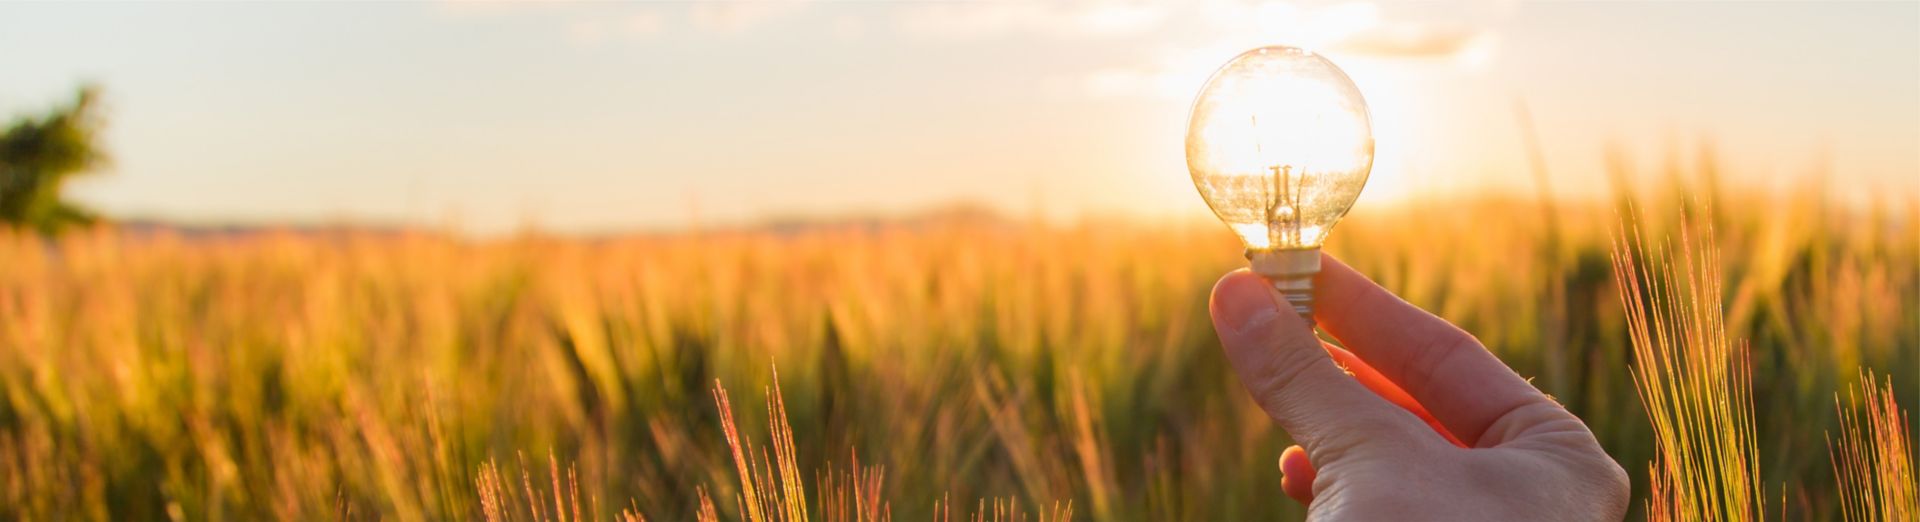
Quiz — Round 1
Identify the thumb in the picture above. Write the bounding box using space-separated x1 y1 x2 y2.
1210 270 1427 460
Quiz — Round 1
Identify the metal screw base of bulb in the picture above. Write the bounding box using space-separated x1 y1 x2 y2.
1247 248 1321 324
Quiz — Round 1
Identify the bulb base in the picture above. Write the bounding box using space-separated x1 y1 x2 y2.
1247 248 1320 323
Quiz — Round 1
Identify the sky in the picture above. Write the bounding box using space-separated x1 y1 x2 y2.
3 1 1916 234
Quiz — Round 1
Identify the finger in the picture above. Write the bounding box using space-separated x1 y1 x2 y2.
1279 445 1316 504
1322 342 1467 447
1313 254 1565 446
1210 270 1427 458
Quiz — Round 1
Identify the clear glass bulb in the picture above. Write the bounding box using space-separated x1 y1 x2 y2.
1186 46 1373 317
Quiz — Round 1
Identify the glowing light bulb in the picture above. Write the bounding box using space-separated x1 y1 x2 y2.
1186 46 1373 319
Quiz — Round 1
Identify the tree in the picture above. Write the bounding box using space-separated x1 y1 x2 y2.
0 86 107 234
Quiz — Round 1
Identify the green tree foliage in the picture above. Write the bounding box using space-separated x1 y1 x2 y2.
0 86 107 234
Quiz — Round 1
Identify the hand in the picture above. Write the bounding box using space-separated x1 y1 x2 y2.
1209 254 1629 521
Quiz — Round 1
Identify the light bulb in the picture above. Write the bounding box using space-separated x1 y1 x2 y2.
1186 46 1373 320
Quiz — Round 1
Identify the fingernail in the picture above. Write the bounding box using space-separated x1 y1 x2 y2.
1215 274 1280 337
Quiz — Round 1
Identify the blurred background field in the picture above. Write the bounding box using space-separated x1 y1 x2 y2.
1 180 1912 520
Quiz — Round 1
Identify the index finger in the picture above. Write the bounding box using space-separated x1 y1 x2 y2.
1313 253 1566 447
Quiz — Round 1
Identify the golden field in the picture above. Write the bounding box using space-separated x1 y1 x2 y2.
0 183 1914 520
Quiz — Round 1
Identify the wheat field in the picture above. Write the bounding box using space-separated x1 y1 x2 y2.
0 180 1913 520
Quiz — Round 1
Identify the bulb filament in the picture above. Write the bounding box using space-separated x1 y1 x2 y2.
1251 114 1305 248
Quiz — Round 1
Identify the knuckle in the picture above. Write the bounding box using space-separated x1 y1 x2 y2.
1480 401 1578 446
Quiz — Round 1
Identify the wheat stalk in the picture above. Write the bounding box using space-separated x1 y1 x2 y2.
1614 204 1764 521
1828 370 1918 522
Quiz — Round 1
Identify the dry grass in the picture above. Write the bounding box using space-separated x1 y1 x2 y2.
1614 197 1919 522
472 369 1067 522
1829 370 1918 522
1614 207 1765 521
474 453 587 522
0 175 1913 519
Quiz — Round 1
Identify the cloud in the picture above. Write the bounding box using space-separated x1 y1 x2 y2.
1073 1 1512 100
893 1 1169 40
438 0 808 39
1331 22 1486 58
441 0 1505 68
894 0 1511 54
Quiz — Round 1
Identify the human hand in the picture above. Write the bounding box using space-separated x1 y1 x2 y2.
1209 254 1629 520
